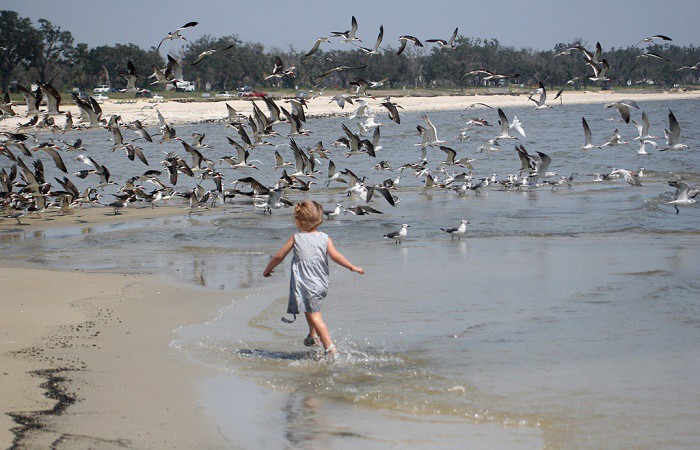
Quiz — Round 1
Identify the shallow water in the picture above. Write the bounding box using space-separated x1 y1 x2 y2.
3 97 700 447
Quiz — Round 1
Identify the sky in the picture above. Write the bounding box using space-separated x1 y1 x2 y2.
2 0 697 54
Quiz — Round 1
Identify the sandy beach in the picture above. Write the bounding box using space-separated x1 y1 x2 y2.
2 89 699 448
0 265 234 448
1 89 698 132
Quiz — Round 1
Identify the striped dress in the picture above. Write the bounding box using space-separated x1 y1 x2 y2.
288 232 329 314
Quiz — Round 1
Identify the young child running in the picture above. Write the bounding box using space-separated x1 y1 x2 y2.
263 200 364 356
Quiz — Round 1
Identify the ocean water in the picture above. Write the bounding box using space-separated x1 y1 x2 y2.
2 97 700 448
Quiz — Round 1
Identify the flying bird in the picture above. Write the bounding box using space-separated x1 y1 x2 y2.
425 27 458 49
396 35 423 56
636 35 672 46
191 43 235 65
157 21 198 51
331 16 361 43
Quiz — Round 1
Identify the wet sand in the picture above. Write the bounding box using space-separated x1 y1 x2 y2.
0 265 231 448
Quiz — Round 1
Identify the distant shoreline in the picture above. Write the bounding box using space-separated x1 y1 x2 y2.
1 90 698 132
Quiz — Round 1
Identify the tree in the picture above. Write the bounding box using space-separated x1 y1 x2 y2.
32 19 74 84
0 10 41 92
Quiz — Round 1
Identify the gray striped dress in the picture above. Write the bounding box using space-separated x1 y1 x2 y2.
288 232 329 314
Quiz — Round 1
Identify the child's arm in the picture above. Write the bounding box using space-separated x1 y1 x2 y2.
327 237 365 274
263 235 294 277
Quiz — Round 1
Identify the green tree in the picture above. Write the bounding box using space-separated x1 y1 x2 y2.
32 19 74 84
0 10 41 92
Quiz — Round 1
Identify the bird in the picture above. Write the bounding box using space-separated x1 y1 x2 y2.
323 203 343 220
302 37 330 61
265 56 295 80
396 35 423 56
674 61 700 72
528 82 552 109
331 16 361 43
610 169 643 187
629 52 670 73
660 109 688 150
441 220 469 240
668 180 699 214
118 60 145 93
422 113 446 146
384 224 409 244
601 129 628 147
462 70 519 82
381 100 402 124
358 25 383 55
425 27 458 49
191 43 235 65
496 108 525 139
314 64 367 80
581 117 600 151
344 205 383 216
586 59 610 81
157 21 198 51
632 112 657 141
636 35 672 46
106 197 130 215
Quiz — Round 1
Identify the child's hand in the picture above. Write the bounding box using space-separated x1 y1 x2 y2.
352 266 365 275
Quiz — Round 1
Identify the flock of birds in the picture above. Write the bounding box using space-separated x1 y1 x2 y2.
0 18 698 243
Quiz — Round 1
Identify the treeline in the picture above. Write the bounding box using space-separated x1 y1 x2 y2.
1 9 699 95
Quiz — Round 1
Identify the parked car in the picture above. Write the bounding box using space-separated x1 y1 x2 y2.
215 91 236 98
152 94 164 102
240 89 267 98
93 85 110 93
93 93 109 102
176 81 195 92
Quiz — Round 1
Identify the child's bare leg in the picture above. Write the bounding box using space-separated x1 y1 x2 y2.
304 312 332 350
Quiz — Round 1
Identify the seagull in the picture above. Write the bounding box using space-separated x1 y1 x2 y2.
438 146 473 169
636 35 672 46
632 111 657 141
636 139 657 155
586 59 610 81
668 180 699 214
191 43 235 65
604 99 639 124
629 52 670 73
528 82 552 109
265 56 295 80
581 117 600 151
344 205 383 216
610 169 643 187
384 224 409 244
381 100 402 124
425 27 458 49
323 203 343 220
396 35 423 56
674 61 700 72
358 25 383 55
314 64 367 80
157 21 198 51
463 70 520 82
331 16 361 43
601 129 628 147
302 37 330 61
496 108 525 139
423 113 446 146
660 109 688 151
441 219 469 240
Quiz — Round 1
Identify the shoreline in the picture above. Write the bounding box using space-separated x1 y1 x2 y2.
0 265 232 448
1 90 698 132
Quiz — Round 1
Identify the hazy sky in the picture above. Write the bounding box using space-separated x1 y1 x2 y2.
3 0 697 53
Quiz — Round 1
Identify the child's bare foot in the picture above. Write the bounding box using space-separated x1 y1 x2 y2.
325 344 337 358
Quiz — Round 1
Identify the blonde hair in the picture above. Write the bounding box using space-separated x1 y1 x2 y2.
294 200 323 232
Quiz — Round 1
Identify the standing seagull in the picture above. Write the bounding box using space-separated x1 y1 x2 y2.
440 219 469 240
157 21 198 51
660 109 688 151
384 224 409 245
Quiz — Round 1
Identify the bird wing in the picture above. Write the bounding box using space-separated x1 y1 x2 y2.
497 108 509 134
667 110 681 145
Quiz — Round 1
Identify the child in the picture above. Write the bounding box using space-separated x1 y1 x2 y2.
263 200 364 356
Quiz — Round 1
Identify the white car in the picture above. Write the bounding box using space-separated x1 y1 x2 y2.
93 85 110 93
93 94 109 102
215 91 235 98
